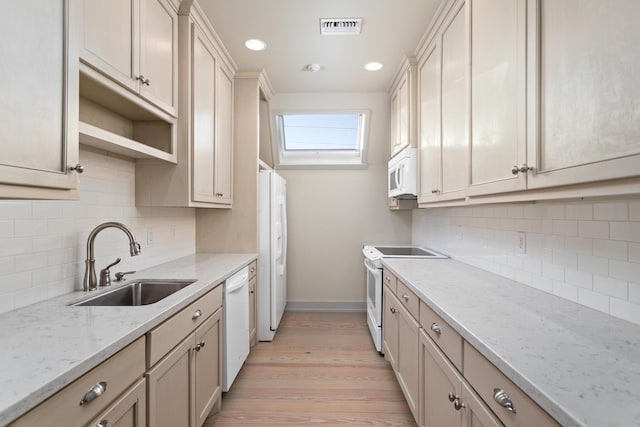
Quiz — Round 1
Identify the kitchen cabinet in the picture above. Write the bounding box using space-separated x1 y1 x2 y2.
80 0 178 116
383 278 420 422
136 3 235 208
248 260 258 347
420 330 502 427
0 0 80 199
467 0 527 197
389 56 417 158
417 0 468 204
525 0 640 189
10 337 145 427
146 286 223 427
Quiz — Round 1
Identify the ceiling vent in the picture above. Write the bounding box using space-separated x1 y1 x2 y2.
320 18 363 35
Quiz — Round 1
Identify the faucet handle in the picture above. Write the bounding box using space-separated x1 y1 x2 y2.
115 271 136 282
99 258 121 287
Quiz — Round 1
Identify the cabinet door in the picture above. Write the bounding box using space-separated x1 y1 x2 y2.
0 0 79 193
418 41 442 203
194 310 222 427
440 0 469 199
140 0 177 115
192 25 218 203
526 0 640 188
147 334 193 427
214 62 234 204
468 0 527 196
420 330 463 427
397 77 410 154
88 378 146 427
382 285 399 370
397 301 420 421
80 0 139 93
390 90 400 156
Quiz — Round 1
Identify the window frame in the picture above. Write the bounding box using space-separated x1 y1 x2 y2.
271 109 370 169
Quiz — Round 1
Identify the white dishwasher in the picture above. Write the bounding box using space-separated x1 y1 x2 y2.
222 266 250 392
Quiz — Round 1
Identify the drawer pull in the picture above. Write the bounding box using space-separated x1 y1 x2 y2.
430 323 442 335
402 293 409 302
250 267 256 273
390 307 398 314
448 392 458 402
493 388 517 413
194 340 206 352
94 421 108 427
80 381 107 406
453 398 466 411
192 309 202 320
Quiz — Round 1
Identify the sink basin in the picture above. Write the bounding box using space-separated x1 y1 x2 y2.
72 280 196 306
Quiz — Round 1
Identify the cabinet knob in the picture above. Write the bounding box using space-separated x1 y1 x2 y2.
453 398 466 411
69 164 84 174
389 307 398 314
402 293 409 302
192 309 202 320
493 388 516 413
448 392 458 402
430 323 442 335
80 381 107 405
431 189 440 194
215 192 224 197
250 267 256 273
194 340 206 352
94 421 108 427
511 164 533 175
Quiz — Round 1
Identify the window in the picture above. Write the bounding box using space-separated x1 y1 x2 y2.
273 110 369 168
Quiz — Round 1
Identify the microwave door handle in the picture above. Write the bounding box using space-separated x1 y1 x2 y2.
396 164 403 189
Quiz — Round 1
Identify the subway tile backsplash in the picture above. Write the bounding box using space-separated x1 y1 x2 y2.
412 199 640 326
0 149 196 314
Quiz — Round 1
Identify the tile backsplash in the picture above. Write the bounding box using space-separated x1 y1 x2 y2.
0 148 196 314
412 198 640 326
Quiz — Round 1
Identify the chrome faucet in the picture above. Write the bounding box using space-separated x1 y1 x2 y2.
83 222 142 291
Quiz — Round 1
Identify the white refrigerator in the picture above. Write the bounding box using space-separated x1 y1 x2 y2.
258 170 287 341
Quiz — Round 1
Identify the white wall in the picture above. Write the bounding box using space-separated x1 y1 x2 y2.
0 148 196 313
271 92 412 311
412 198 640 326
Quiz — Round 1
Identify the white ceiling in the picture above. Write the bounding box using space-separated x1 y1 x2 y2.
198 0 443 94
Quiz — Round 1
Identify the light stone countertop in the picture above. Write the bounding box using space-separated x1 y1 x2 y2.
0 252 256 426
382 258 640 427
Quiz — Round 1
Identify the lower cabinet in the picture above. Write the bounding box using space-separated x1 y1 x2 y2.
146 286 223 427
383 269 560 427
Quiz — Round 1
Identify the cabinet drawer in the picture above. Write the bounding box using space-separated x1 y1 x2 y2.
248 260 257 279
11 337 145 427
396 281 420 319
383 269 397 294
419 300 463 371
147 285 223 367
463 342 560 427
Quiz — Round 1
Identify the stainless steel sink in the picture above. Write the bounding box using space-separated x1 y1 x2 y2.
72 280 196 306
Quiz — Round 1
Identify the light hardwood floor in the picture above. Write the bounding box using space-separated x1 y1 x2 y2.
204 311 416 426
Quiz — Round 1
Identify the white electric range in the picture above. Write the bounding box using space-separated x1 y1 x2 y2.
362 245 447 353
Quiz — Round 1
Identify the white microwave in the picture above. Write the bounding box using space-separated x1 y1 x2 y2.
388 147 417 199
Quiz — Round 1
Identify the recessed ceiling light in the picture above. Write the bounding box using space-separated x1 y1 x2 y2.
245 39 266 51
364 62 383 71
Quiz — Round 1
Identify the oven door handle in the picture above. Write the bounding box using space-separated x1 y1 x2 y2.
364 258 381 277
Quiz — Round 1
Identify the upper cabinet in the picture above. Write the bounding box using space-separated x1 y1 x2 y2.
0 0 80 199
80 0 178 116
413 0 640 207
417 0 468 204
135 2 236 208
525 0 640 189
389 56 418 158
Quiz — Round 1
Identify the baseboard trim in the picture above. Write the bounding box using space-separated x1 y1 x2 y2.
285 300 366 312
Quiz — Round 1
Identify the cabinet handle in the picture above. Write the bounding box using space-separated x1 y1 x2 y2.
69 164 84 174
402 293 409 302
250 267 256 273
80 381 107 405
431 189 440 194
194 340 206 352
94 421 108 427
136 75 151 86
453 398 466 411
215 192 224 197
511 164 533 175
448 392 458 402
389 307 398 314
493 388 516 413
143 78 151 86
430 323 442 335
250 290 255 294
384 276 390 283
192 309 202 320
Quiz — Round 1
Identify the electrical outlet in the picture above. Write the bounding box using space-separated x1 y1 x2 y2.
170 225 176 240
147 230 154 245
516 231 526 254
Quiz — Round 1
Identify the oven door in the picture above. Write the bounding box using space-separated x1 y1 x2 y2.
364 258 382 326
